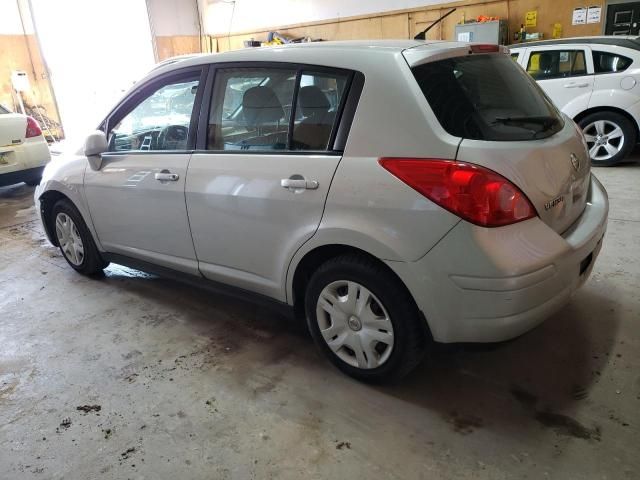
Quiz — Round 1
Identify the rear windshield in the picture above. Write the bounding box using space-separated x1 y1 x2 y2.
412 53 564 141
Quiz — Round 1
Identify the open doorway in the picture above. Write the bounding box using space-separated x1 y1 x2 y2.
29 0 156 142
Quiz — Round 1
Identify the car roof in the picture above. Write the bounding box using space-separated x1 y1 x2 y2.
508 36 640 51
152 40 466 73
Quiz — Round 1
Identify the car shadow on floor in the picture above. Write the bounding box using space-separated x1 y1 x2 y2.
376 292 620 439
97 260 619 442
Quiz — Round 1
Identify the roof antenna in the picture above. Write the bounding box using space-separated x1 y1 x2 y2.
414 8 457 40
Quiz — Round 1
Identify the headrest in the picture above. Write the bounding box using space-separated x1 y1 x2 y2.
242 86 284 127
298 86 330 116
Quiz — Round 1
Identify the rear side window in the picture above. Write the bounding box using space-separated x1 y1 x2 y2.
593 51 632 73
292 71 349 150
412 53 564 141
526 50 587 80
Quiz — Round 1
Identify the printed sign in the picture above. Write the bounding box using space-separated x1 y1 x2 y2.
572 7 587 25
552 23 563 38
587 5 602 24
525 10 537 28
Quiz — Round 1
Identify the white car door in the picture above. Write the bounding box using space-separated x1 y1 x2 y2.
523 45 594 118
84 67 205 275
185 65 357 300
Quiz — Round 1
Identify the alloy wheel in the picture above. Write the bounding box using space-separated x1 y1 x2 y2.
315 280 394 369
582 119 625 162
55 213 85 266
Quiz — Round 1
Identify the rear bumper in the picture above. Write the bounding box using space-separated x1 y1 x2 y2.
0 138 50 186
388 174 609 343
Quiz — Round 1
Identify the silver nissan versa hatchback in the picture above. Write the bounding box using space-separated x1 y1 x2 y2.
35 41 608 382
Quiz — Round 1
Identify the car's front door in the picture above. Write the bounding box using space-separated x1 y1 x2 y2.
185 65 354 299
84 67 205 275
524 46 594 118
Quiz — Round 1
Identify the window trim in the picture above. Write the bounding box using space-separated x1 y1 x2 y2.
102 65 207 155
196 61 361 155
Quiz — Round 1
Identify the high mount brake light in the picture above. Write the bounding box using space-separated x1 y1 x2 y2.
379 158 537 227
470 44 500 54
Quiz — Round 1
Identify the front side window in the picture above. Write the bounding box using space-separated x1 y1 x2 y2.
207 67 350 152
526 50 587 80
593 51 632 73
109 76 199 152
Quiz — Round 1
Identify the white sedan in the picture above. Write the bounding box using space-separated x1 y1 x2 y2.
510 36 640 165
0 105 51 187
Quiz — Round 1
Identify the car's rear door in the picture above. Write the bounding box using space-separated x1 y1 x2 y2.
84 66 206 275
185 63 356 300
522 45 594 117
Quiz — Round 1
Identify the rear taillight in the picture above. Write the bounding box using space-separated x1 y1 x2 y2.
379 158 536 227
25 116 42 138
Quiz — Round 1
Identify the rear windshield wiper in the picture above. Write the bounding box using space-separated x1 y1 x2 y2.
492 116 559 131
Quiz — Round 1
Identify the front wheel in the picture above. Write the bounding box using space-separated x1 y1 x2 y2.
52 199 108 275
305 254 428 383
578 111 636 166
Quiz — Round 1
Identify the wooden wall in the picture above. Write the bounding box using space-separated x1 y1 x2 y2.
155 35 203 61
205 0 603 53
0 33 61 136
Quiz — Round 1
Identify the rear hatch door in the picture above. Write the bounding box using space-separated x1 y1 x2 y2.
457 123 591 234
405 45 590 234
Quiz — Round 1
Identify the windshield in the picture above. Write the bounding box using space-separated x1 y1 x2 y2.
412 53 564 141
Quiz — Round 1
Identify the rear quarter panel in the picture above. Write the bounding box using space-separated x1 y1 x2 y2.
286 49 463 300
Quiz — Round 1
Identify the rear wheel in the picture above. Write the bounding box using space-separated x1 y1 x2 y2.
52 199 108 275
305 254 428 383
578 111 636 166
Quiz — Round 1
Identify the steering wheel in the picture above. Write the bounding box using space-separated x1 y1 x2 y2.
156 125 189 150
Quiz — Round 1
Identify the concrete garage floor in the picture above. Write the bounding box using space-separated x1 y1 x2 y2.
0 165 638 480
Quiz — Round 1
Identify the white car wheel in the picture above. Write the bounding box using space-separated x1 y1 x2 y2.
316 280 395 369
55 212 85 266
582 119 625 162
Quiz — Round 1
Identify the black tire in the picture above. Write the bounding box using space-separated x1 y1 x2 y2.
305 254 428 383
52 199 108 275
578 111 636 166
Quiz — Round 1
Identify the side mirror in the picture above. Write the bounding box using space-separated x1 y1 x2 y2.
84 130 108 170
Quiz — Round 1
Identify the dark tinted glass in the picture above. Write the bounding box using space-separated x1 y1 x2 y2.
412 53 564 141
527 50 587 80
593 51 632 73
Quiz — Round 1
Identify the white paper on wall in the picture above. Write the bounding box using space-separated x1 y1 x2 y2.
587 6 602 24
572 7 587 25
